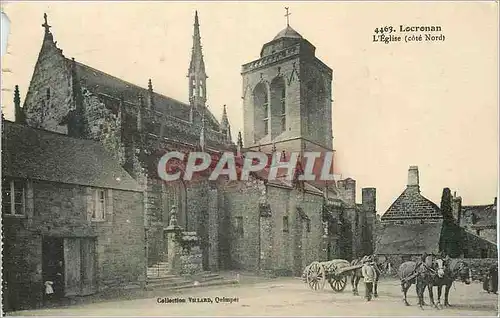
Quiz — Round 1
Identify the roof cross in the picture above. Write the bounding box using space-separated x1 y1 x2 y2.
42 13 51 33
284 7 291 27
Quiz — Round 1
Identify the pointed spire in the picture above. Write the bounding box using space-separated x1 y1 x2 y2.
14 85 25 124
220 104 232 141
237 131 243 157
188 10 207 108
221 104 229 126
147 79 154 109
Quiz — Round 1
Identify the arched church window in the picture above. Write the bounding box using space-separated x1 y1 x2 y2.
191 79 196 97
270 76 286 138
199 80 204 97
280 86 286 132
253 83 269 141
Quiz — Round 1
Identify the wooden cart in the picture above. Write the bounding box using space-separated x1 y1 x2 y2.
302 259 363 292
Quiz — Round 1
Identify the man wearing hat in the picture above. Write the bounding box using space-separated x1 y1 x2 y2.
361 257 377 301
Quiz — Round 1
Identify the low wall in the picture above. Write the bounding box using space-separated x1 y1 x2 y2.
466 258 498 282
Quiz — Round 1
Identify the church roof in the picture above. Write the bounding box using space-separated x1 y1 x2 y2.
67 59 220 130
273 26 303 40
381 186 442 220
375 221 443 255
2 121 141 192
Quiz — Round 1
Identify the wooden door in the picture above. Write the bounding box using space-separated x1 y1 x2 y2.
63 238 81 296
80 238 97 295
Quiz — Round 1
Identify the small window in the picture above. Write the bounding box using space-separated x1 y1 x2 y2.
235 216 244 237
283 216 289 233
2 178 25 216
306 220 311 233
263 119 269 135
199 82 204 97
46 88 51 100
92 189 106 221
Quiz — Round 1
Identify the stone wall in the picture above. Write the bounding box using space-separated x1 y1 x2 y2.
93 189 146 291
463 230 498 258
466 258 498 282
223 179 263 271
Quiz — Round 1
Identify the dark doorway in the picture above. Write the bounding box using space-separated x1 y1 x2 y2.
42 237 65 299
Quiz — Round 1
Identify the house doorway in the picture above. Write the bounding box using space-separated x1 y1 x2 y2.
42 237 65 299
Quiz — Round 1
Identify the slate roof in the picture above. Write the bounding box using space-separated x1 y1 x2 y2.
462 204 497 228
2 121 141 192
375 221 443 255
273 26 303 40
67 59 221 131
381 187 442 220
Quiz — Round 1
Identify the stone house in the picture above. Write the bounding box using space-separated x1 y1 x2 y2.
10 12 377 282
459 197 497 244
375 166 497 266
1 120 145 311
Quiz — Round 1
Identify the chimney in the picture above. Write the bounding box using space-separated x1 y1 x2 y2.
337 178 356 206
452 196 462 225
407 166 420 191
362 188 376 213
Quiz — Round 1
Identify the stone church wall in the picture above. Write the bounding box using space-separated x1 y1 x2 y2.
223 181 262 271
23 39 73 134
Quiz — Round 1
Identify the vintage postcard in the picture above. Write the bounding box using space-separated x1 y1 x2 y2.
0 1 498 316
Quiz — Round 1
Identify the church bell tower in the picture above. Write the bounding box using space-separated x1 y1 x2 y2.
241 8 333 154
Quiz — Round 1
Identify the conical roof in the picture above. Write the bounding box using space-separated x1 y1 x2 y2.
273 26 303 40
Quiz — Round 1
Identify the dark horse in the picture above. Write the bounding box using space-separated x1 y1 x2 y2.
432 259 471 307
350 255 383 297
398 256 445 309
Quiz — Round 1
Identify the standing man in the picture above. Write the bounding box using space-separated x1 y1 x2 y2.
362 259 377 301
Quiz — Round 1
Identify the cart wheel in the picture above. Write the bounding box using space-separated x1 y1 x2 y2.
329 274 347 292
306 262 326 291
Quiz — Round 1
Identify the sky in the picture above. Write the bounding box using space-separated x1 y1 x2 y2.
1 1 498 214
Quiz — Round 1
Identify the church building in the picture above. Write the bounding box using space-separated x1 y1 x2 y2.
3 10 377 298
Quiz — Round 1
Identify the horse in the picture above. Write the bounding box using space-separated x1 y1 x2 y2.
350 255 384 297
398 255 445 309
432 259 471 307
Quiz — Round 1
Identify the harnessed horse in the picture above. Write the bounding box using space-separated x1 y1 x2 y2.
398 255 445 309
350 255 384 297
432 259 471 307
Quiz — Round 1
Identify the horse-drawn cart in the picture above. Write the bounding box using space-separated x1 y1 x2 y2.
302 259 363 292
